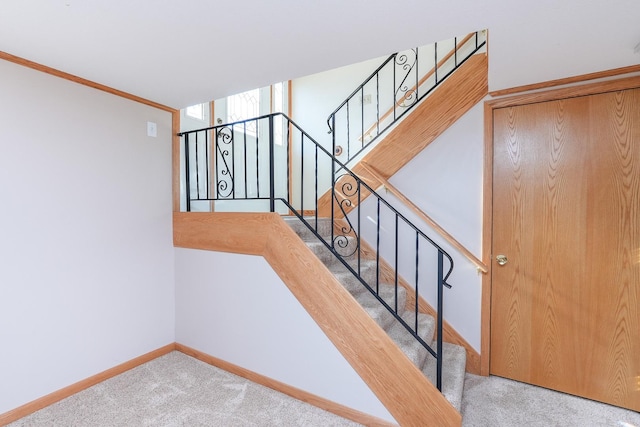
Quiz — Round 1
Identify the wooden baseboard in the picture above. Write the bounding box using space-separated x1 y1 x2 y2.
0 344 176 426
175 343 398 427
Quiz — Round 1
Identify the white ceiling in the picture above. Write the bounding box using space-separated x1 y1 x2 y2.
1 0 639 109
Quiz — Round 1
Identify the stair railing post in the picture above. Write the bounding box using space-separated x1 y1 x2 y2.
437 250 444 391
331 114 336 248
268 114 275 212
184 133 191 212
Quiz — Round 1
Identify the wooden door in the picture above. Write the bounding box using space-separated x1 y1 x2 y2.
490 87 640 411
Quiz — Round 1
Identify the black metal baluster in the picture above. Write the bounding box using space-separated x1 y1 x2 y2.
415 231 419 334
184 133 191 212
314 143 318 227
205 130 209 201
437 250 444 391
346 102 350 160
300 133 304 215
394 214 399 313
434 41 438 84
255 121 259 199
331 116 336 249
454 36 458 67
195 132 200 199
214 129 220 201
268 115 275 212
231 127 236 199
360 87 364 151
415 47 419 101
357 179 361 276
243 122 248 198
286 118 291 207
376 198 380 294
376 73 380 138
393 54 397 121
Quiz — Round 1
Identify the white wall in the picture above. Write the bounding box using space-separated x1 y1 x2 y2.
174 249 395 423
291 55 386 149
0 60 175 414
355 102 485 351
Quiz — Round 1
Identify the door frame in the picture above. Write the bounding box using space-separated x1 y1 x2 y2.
480 73 640 375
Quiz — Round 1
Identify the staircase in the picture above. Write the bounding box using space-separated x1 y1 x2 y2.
178 31 489 426
285 216 467 411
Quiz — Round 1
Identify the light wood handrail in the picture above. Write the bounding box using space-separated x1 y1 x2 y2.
360 161 488 274
359 32 478 143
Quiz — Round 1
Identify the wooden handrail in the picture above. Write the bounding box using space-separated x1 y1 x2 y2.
360 32 478 143
360 161 488 274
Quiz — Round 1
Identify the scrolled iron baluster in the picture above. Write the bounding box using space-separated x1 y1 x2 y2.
395 48 418 108
330 172 361 257
215 126 234 198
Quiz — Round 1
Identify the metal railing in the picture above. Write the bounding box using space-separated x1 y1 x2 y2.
327 30 486 166
178 113 454 390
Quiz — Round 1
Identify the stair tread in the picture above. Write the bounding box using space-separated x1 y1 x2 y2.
422 341 467 411
354 286 406 330
283 216 333 241
386 312 436 369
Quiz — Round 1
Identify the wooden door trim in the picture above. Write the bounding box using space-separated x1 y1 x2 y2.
480 73 640 376
489 64 640 98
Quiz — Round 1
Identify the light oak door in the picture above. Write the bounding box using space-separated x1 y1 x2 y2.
490 88 640 411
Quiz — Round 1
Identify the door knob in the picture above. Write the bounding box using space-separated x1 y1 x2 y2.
496 255 508 266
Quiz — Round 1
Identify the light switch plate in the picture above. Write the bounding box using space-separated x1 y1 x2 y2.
147 121 157 137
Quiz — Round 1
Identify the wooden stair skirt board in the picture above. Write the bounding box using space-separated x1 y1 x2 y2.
285 217 468 412
317 53 489 218
174 212 462 427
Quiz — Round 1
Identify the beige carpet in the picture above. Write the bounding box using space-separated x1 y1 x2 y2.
8 351 640 426
461 373 640 427
8 352 362 426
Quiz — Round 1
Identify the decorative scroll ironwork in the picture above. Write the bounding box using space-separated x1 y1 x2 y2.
215 126 234 198
331 172 360 257
394 48 418 109
327 31 487 167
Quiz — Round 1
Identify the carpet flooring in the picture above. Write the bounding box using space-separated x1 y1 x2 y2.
7 352 361 427
7 351 640 426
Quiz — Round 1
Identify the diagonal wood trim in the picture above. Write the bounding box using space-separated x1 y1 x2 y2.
489 64 640 98
352 228 481 375
174 212 461 426
360 161 488 274
317 53 488 218
359 33 478 142
0 51 176 113
175 343 398 427
0 344 176 426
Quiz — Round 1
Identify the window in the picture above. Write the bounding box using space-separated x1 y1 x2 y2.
185 103 205 120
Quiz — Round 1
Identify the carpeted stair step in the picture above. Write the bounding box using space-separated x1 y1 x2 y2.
283 216 333 242
305 238 360 267
422 341 467 411
386 311 436 369
354 285 407 330
330 266 371 295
